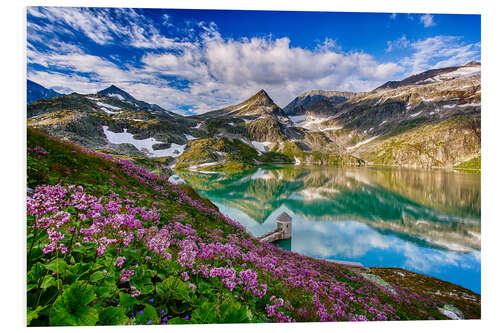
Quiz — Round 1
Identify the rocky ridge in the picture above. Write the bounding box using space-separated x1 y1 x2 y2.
27 62 481 172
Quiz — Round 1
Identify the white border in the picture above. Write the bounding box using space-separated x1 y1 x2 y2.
3 1 499 333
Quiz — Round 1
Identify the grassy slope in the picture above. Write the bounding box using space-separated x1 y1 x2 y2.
276 141 364 166
454 156 481 170
26 127 479 326
357 116 480 168
176 137 291 173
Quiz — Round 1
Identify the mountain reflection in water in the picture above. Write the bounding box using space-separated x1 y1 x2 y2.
176 166 481 293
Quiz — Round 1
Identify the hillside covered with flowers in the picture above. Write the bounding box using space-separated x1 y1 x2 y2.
26 127 477 326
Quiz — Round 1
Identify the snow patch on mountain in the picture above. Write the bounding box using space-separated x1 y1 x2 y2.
108 93 125 101
346 136 380 151
457 102 481 108
96 102 122 114
289 115 307 124
231 103 248 112
251 141 273 153
102 126 185 157
97 102 122 110
189 161 219 170
320 126 343 131
435 66 481 81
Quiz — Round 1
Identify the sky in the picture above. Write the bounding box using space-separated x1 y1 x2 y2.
26 7 481 114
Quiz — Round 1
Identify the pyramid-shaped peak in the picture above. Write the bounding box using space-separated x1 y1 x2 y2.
254 89 272 99
245 89 276 106
98 85 135 101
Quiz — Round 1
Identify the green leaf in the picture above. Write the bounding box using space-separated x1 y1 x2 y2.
191 302 218 323
140 284 154 295
119 292 137 310
27 284 38 293
98 306 128 325
167 317 189 325
41 275 57 289
135 304 158 325
27 305 47 325
156 276 192 303
50 299 98 326
27 262 45 283
90 271 105 283
43 258 67 273
220 300 252 323
49 283 98 326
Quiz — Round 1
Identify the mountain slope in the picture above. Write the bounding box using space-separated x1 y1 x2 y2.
277 63 480 168
27 87 201 161
27 62 481 170
283 90 357 116
27 80 63 105
204 89 283 118
375 62 480 90
180 89 363 169
97 85 182 119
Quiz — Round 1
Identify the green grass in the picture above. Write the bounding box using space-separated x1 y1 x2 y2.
454 157 481 170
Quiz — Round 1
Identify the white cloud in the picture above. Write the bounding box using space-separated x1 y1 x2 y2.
420 14 436 28
401 36 480 75
27 7 479 115
385 35 409 52
145 33 403 110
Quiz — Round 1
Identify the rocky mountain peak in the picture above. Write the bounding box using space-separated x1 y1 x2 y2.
98 85 135 101
283 90 355 116
27 80 64 105
247 89 276 106
220 89 282 117
375 62 481 91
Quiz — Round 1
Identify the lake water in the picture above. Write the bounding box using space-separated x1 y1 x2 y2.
175 166 481 294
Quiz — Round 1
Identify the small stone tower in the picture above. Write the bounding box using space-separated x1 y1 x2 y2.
276 212 292 239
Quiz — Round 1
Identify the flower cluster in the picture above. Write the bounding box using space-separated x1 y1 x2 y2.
26 135 447 324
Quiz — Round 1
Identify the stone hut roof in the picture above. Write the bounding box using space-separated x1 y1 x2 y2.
276 212 292 222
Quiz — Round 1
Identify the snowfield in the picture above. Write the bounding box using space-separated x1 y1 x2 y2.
102 126 185 158
97 102 122 110
188 161 219 170
457 102 481 108
289 115 307 124
346 136 380 151
321 126 343 131
107 93 125 101
231 103 248 112
435 66 481 80
251 141 273 153
96 102 122 114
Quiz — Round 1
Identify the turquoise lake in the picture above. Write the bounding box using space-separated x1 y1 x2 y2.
175 166 481 294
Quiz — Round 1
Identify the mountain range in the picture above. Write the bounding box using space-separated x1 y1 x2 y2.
27 62 481 173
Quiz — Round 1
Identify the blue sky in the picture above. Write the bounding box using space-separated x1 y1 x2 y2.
27 7 481 114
